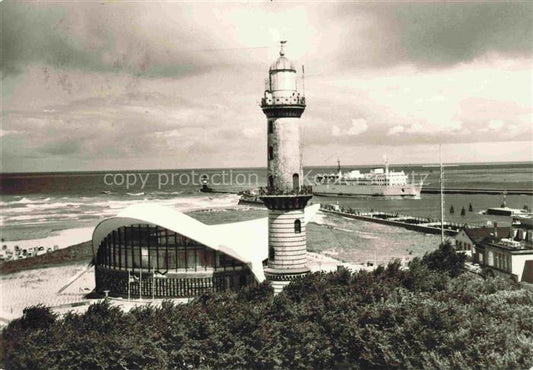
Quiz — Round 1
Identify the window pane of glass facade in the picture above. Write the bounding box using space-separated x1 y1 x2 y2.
97 224 246 277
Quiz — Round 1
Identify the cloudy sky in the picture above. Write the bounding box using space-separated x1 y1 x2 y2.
2 2 532 172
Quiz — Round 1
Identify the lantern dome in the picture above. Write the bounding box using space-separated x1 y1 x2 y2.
269 56 296 72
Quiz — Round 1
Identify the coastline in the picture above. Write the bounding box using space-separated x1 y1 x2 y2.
1 227 93 255
0 203 443 324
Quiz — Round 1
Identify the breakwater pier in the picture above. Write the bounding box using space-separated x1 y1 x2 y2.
421 187 533 195
321 204 463 236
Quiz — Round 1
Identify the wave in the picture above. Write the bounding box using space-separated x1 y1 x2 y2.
26 202 84 210
0 197 51 206
6 213 87 222
150 191 183 196
126 192 145 196
1 194 241 227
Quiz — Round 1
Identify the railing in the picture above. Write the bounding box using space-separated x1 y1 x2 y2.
260 95 306 106
259 185 313 196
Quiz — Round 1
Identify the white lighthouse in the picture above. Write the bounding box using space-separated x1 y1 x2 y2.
260 41 311 294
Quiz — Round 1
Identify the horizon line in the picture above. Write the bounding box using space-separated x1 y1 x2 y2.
1 159 532 176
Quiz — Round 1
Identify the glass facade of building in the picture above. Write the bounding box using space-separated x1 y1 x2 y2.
95 224 255 298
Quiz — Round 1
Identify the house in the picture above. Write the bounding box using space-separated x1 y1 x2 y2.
454 221 533 283
480 235 533 283
454 224 510 261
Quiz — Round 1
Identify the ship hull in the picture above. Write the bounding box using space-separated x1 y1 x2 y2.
313 183 421 197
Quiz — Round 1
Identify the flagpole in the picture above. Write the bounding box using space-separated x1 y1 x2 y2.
128 270 130 301
440 144 445 245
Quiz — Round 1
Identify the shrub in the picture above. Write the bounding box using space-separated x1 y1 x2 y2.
2 259 532 369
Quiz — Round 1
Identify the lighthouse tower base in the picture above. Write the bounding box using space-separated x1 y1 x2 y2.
265 268 310 294
261 194 312 294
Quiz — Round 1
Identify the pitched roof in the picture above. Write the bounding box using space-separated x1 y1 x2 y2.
463 226 511 244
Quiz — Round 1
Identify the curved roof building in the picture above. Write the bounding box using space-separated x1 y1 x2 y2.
92 203 319 298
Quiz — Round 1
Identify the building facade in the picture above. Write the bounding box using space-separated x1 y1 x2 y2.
259 42 312 294
92 204 271 298
95 224 255 298
482 239 533 283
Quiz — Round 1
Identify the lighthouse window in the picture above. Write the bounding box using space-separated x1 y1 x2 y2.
269 246 275 260
268 175 274 190
268 121 273 134
292 173 299 192
294 219 301 234
268 146 274 160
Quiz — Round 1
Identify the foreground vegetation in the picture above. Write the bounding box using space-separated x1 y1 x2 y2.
2 243 533 369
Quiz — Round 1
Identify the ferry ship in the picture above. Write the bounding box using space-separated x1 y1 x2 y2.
313 161 424 197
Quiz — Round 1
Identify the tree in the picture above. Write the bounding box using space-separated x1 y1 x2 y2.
421 241 466 277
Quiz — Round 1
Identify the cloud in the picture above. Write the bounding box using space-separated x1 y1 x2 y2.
332 118 368 136
1 3 262 78
0 129 17 137
2 3 532 171
387 125 405 136
4 2 531 80
488 120 505 131
327 2 532 69
242 127 262 138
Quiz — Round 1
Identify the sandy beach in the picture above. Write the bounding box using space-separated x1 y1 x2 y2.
0 263 94 323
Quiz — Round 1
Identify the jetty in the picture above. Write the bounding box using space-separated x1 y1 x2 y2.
200 188 235 194
321 204 463 236
421 187 533 195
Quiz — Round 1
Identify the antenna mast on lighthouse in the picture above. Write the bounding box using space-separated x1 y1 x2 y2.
302 65 305 96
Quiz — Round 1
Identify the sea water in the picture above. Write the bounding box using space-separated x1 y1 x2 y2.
1 163 531 262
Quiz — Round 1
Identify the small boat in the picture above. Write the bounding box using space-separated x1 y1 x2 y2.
238 190 264 205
